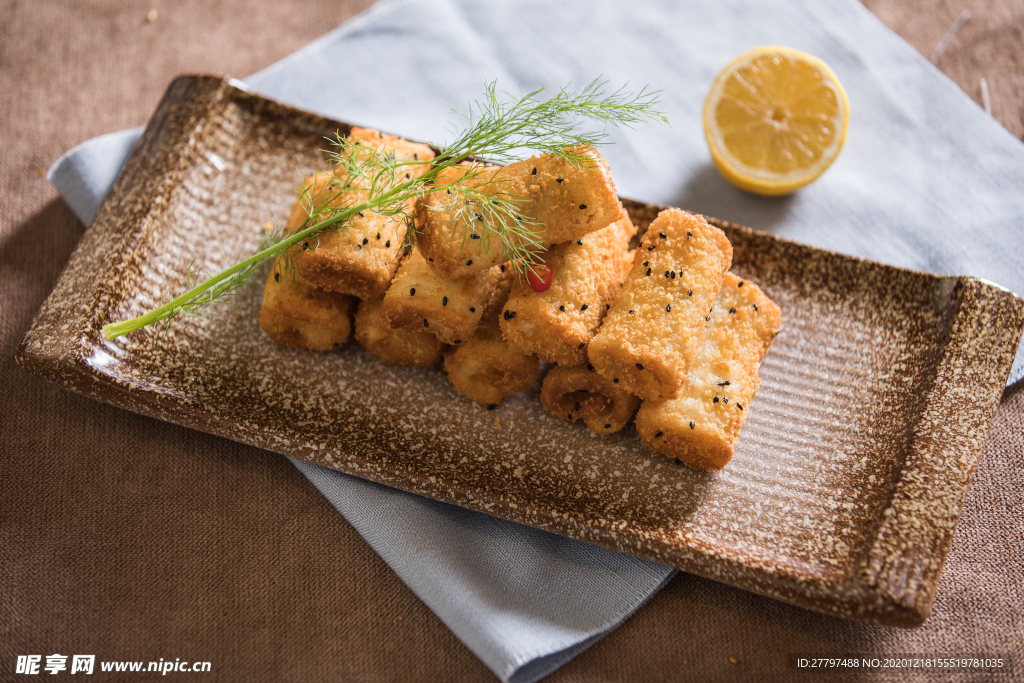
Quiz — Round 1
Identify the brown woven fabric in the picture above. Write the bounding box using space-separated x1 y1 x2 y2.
1 2 1021 682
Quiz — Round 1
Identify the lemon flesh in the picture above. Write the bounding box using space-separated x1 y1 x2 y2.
704 46 849 196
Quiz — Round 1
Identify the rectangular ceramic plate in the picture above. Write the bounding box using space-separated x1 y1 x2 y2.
18 75 1024 627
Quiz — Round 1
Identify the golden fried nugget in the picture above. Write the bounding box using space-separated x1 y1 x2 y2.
443 285 540 406
293 128 435 299
354 297 446 367
418 147 625 279
259 257 356 351
380 248 510 345
540 363 640 435
588 209 733 401
635 273 781 470
499 216 634 365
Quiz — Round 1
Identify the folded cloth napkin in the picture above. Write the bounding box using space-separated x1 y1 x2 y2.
49 0 1024 680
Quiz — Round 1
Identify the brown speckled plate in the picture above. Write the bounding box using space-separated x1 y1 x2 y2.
18 75 1024 628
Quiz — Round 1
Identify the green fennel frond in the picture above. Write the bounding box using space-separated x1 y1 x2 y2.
101 79 666 340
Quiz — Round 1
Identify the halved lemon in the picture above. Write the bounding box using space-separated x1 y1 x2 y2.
704 46 849 196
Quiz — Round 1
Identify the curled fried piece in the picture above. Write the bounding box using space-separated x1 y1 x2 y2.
540 363 640 435
418 148 625 279
635 273 781 470
500 216 634 365
443 281 539 406
354 297 446 367
380 248 509 345
259 256 356 351
293 128 435 299
589 209 732 401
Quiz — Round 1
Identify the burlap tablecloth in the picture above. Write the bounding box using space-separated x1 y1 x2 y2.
2 1 1022 681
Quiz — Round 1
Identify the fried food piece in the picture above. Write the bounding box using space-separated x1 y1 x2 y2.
380 248 510 345
540 362 640 435
588 209 733 401
259 257 356 351
635 273 781 470
500 216 635 365
293 128 435 299
418 148 626 279
443 281 540 406
354 297 446 367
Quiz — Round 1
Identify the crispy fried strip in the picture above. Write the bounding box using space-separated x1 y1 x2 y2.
443 280 539 405
418 147 625 279
635 273 781 470
354 297 446 367
380 248 509 345
588 209 732 401
294 128 435 299
540 363 640 435
259 256 356 351
500 216 635 366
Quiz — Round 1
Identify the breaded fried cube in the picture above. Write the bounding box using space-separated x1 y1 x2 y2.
635 273 781 470
540 362 640 435
499 216 634 365
588 209 733 401
380 248 510 345
354 297 446 367
259 256 356 351
293 127 435 299
417 147 626 279
443 281 540 406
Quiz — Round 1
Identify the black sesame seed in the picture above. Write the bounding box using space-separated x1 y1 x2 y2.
362 238 368 245
666 304 671 312
753 304 758 311
577 239 583 245
410 288 416 296
413 153 418 160
687 290 692 297
578 342 585 349
605 304 610 310
466 260 473 266
723 397 729 404
705 315 710 321
568 413 572 419
405 173 410 179
613 378 619 383
664 271 670 278
643 261 649 267
587 364 594 371
574 402 581 411
443 296 448 306
629 310 634 315
469 307 476 313
556 177 564 183
717 381 730 386
476 214 483 221
500 265 505 272
646 268 651 276
604 424 611 429
729 307 736 314
686 231 692 239
559 305 565 312
579 204 587 210
690 421 695 429
532 167 537 175
358 211 364 217
580 304 588 311
487 404 497 410
376 232 381 240
655 431 663 438
647 245 655 251
738 281 744 287
446 189 451 195
636 363 644 370
503 310 511 320
423 319 429 327
671 271 676 279
659 232 666 239
471 234 480 239
454 340 461 344
385 240 391 248
274 272 280 282
738 404 744 410
429 258 434 262
713 396 719 403
303 242 309 250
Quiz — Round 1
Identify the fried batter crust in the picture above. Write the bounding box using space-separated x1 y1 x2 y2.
540 363 640 435
635 272 781 470
354 297 446 367
418 147 625 279
500 216 634 365
293 128 435 299
259 256 356 351
588 209 733 401
443 282 539 405
380 248 509 345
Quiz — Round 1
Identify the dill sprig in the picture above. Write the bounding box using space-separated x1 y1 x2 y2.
102 79 666 340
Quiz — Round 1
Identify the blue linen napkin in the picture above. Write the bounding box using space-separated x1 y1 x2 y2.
49 0 1024 680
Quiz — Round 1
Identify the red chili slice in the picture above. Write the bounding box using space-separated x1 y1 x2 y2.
527 261 554 292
